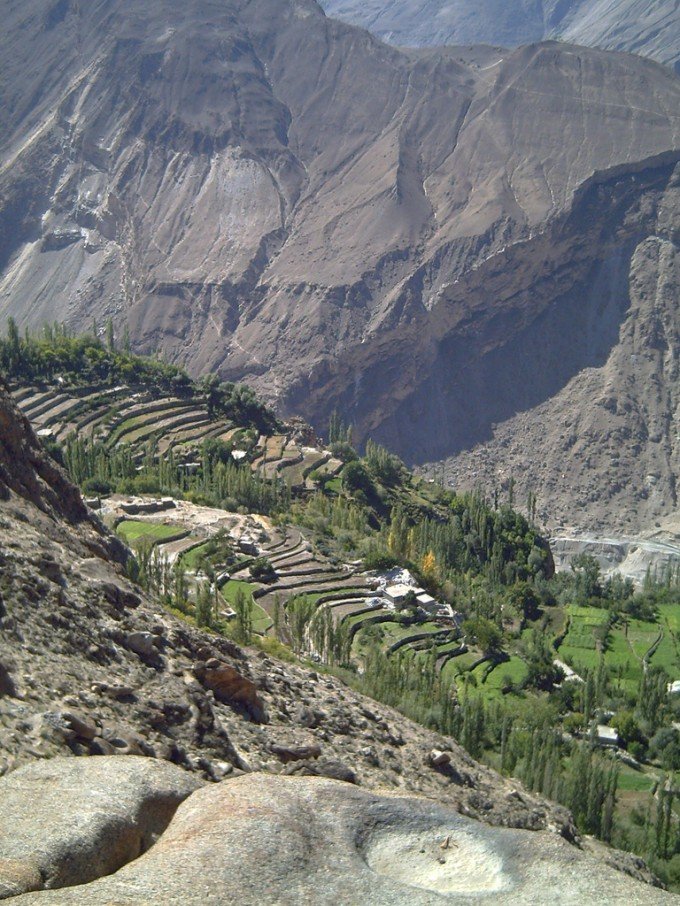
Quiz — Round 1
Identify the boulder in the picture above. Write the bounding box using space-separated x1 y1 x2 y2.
0 756 202 899
125 631 162 664
429 749 451 768
270 742 322 763
10 773 675 904
193 661 267 724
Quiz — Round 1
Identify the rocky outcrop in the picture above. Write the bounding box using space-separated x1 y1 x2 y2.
0 757 201 899
6 772 675 904
193 659 268 724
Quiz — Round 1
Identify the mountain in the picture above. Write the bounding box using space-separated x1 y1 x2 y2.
0 0 679 533
319 0 680 70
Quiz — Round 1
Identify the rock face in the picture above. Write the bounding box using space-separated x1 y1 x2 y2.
427 183 680 534
6 773 676 904
0 757 201 899
1 1 680 533
320 0 680 69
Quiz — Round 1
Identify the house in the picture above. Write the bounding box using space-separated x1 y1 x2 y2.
594 725 620 748
239 535 259 555
667 680 680 695
385 583 415 607
416 592 437 610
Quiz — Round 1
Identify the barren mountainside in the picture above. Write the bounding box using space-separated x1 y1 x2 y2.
0 0 679 532
319 0 680 70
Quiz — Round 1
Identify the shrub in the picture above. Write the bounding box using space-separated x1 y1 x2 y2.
82 477 113 496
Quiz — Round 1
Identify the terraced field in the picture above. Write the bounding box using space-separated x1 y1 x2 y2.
557 605 611 672
116 519 187 547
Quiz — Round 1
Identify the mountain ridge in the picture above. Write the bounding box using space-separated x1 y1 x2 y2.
319 0 680 70
0 0 679 531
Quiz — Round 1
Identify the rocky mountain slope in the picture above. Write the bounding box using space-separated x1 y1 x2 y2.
426 176 680 534
0 384 672 902
319 0 680 69
0 0 679 534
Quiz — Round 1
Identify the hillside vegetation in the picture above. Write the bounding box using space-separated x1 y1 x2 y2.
6 325 680 889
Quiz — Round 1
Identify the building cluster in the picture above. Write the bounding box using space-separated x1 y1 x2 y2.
373 567 459 622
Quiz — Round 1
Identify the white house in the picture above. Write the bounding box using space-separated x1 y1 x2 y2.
595 725 620 748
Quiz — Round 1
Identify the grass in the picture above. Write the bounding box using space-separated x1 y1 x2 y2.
558 604 610 671
220 579 272 635
221 579 259 605
252 602 273 634
486 656 529 691
181 541 212 570
440 650 479 682
617 764 656 793
116 520 186 546
626 618 661 659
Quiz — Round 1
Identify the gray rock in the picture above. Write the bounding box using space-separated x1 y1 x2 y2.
0 756 202 899
125 632 161 662
429 749 451 768
9 774 676 904
270 742 322 763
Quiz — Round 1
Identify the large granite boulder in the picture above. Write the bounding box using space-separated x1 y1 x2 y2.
9 772 675 904
0 756 202 899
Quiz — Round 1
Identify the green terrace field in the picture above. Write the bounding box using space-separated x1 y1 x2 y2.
649 604 680 674
485 656 529 693
220 579 272 634
180 541 212 570
116 520 187 547
557 605 610 672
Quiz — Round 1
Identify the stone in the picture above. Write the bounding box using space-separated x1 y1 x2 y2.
125 632 161 663
9 774 676 904
89 737 116 756
270 742 322 763
429 749 451 768
0 756 202 898
0 662 16 698
59 711 98 741
193 662 267 724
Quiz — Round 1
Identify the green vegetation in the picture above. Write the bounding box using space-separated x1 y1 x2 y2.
116 520 186 547
0 320 278 433
12 326 680 889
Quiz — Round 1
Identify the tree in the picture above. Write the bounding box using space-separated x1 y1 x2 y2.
341 460 373 496
106 318 115 352
463 617 503 657
233 586 253 644
195 582 214 628
508 581 541 623
421 550 438 583
649 728 680 771
249 557 276 582
571 553 602 601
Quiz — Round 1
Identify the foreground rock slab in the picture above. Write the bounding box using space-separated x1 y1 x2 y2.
0 757 202 899
10 773 675 904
